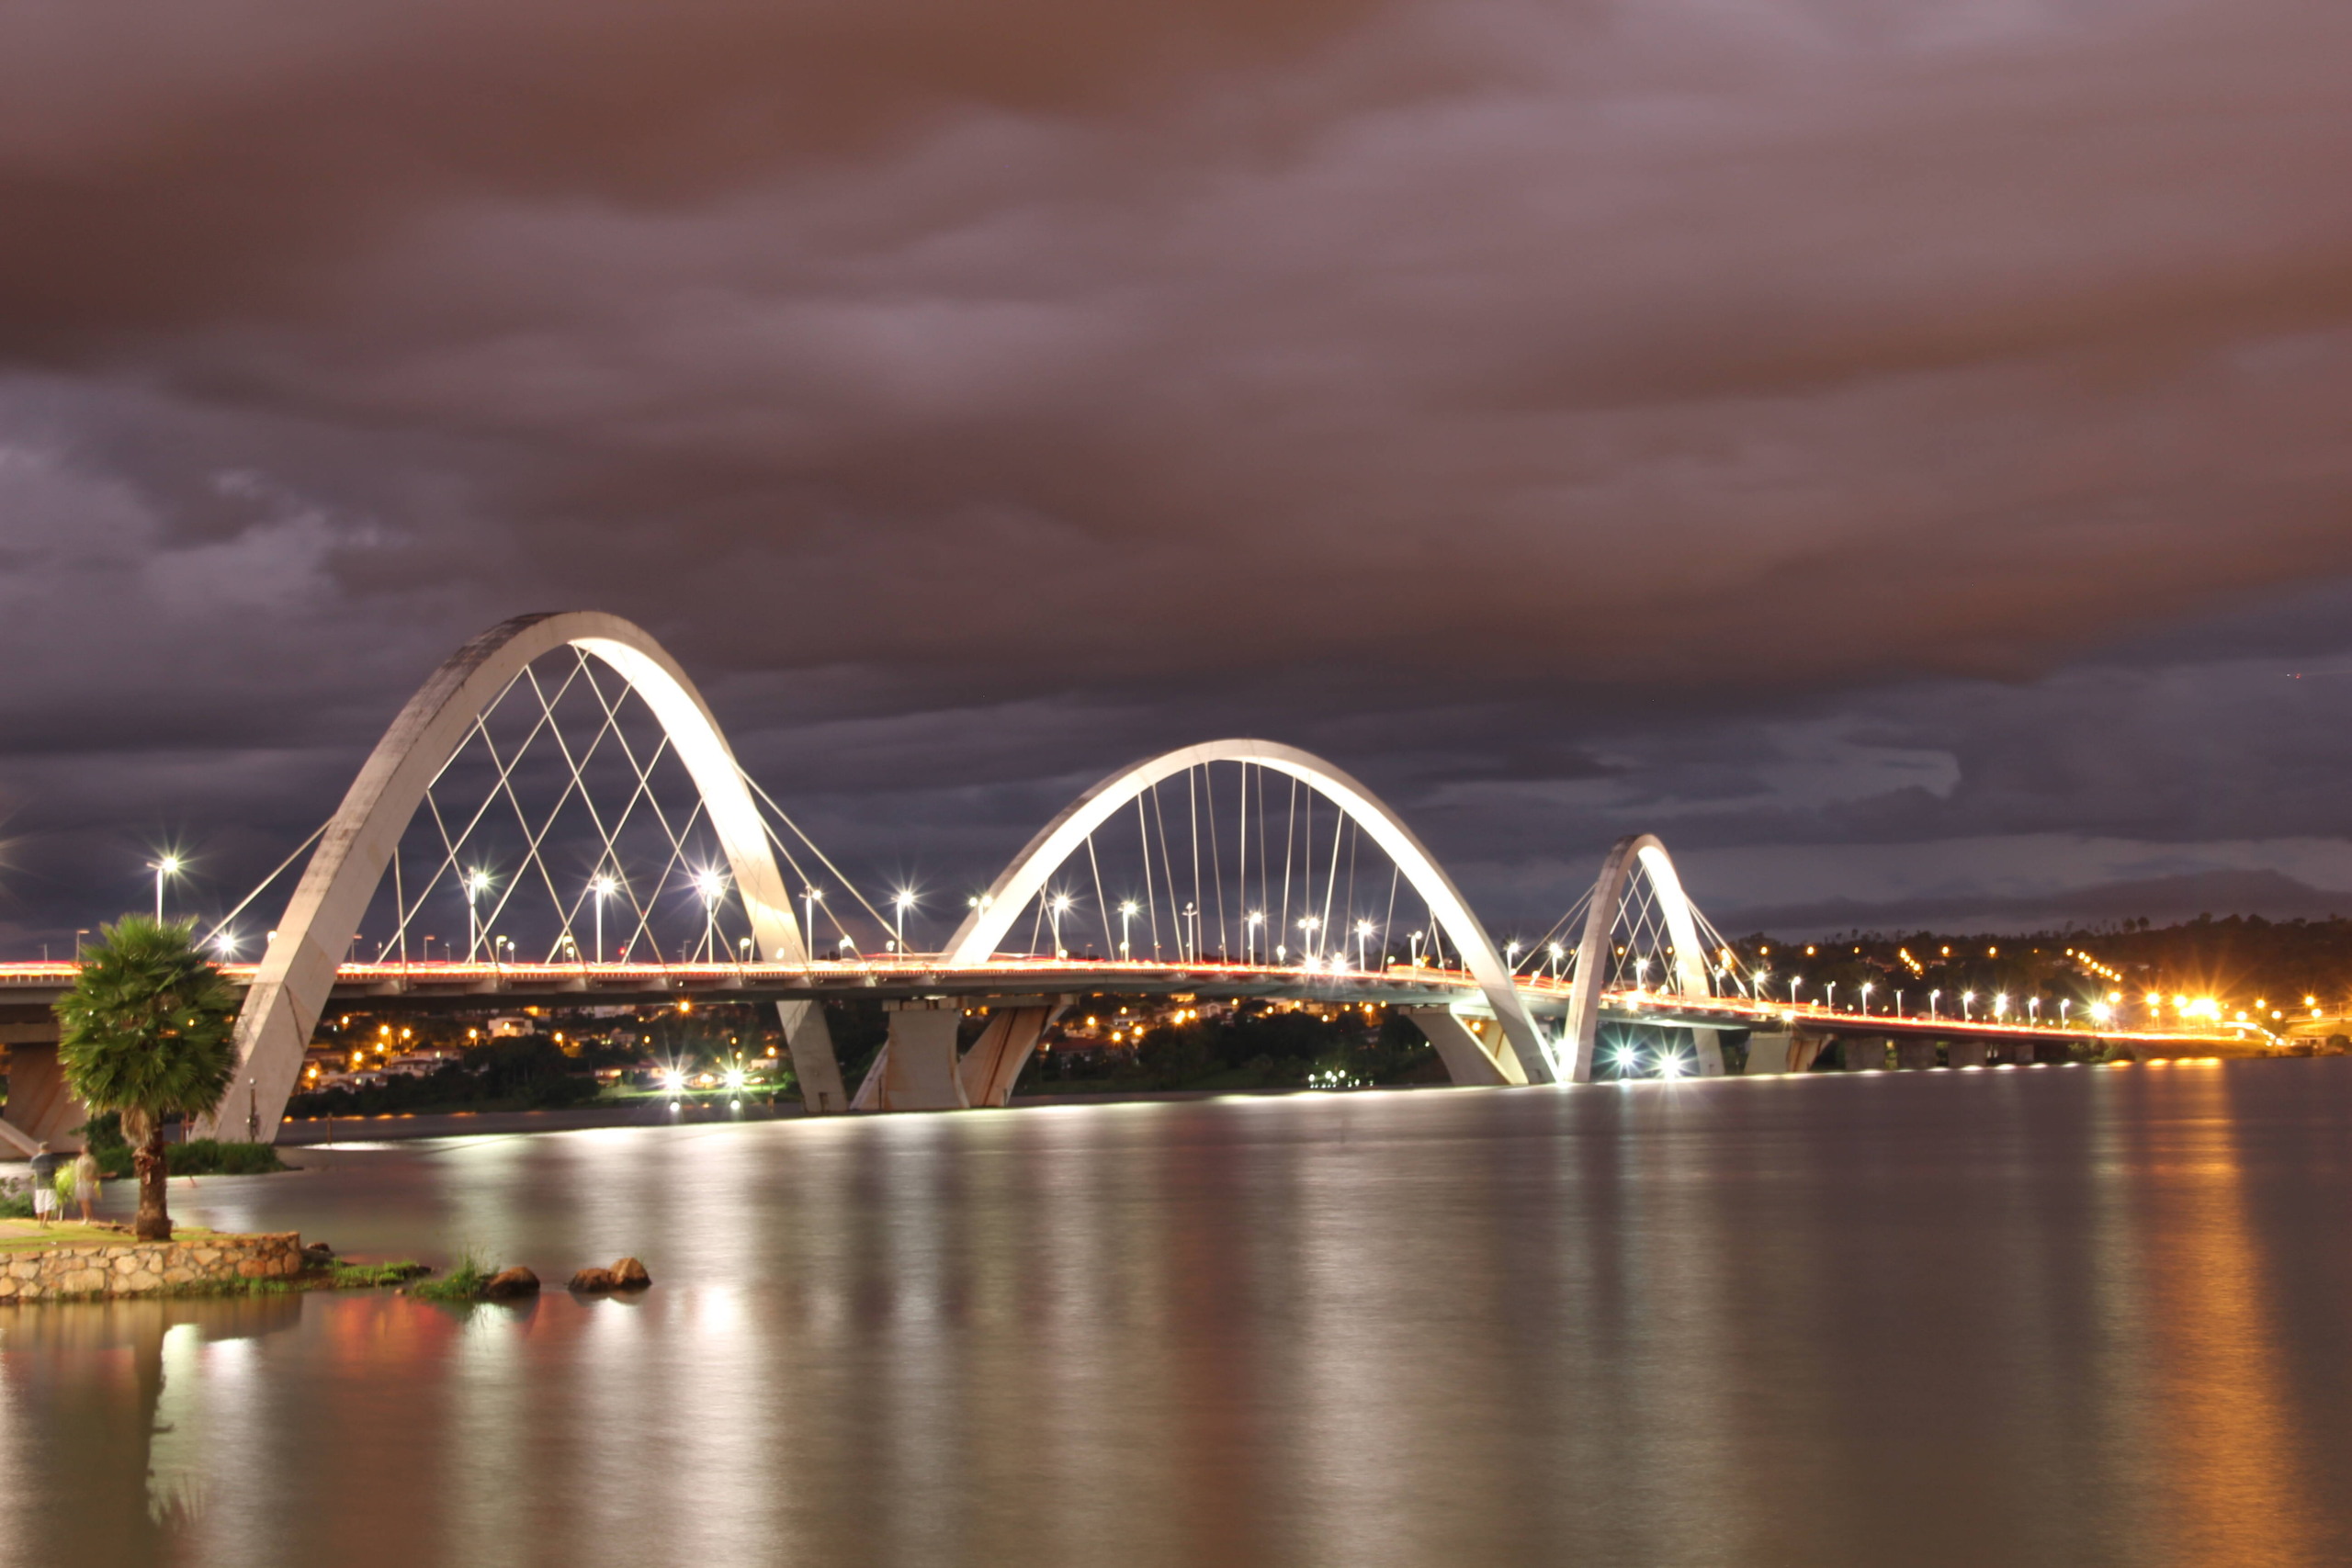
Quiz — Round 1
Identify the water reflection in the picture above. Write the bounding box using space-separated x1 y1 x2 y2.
6 1064 2352 1566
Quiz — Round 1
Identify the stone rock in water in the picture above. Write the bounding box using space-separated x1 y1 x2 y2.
609 1257 651 1289
569 1268 617 1292
484 1266 539 1299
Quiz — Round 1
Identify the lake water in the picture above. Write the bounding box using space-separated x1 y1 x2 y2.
6 1060 2352 1567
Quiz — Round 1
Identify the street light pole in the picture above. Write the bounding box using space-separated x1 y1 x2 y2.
148 856 181 921
1121 901 1138 960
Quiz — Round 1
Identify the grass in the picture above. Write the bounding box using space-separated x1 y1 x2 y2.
0 1220 223 1253
410 1253 494 1303
327 1258 431 1289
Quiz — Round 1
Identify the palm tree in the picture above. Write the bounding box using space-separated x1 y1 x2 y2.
54 916 239 1241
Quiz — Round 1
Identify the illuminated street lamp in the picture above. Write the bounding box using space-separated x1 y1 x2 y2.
147 855 183 921
590 873 617 964
695 868 724 961
1859 982 1874 1015
1122 901 1141 960
1298 915 1321 963
1825 981 1838 1013
465 868 492 962
1408 931 1424 967
1961 990 1976 1021
1050 892 1073 959
1549 942 1566 982
892 890 916 955
1928 988 1941 1020
1993 993 2009 1021
803 886 825 961
1241 908 1261 964
1358 920 1376 974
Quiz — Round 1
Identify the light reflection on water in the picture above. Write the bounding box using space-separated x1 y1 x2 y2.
7 1062 2352 1566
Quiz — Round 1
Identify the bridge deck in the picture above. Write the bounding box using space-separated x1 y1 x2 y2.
0 958 2246 1052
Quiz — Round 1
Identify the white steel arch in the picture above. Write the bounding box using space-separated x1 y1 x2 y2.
944 739 1552 1084
205 612 846 1142
1560 833 1711 1083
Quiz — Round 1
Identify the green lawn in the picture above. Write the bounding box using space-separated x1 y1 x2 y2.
0 1219 226 1254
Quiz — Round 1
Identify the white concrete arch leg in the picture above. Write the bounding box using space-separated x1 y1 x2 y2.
1562 833 1714 1083
205 612 847 1142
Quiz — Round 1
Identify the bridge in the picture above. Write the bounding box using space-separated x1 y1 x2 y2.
0 613 2245 1149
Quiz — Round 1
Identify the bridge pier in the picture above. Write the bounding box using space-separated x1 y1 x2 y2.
1741 1031 1792 1073
1843 1036 1889 1071
2006 1038 2042 1066
958 1002 1068 1107
852 1002 968 1111
1690 1028 1726 1077
0 1038 85 1152
1400 1009 1524 1086
1947 1039 1987 1068
1895 1038 1937 1071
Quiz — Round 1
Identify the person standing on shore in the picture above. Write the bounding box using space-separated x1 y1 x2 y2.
28 1144 58 1226
72 1147 100 1224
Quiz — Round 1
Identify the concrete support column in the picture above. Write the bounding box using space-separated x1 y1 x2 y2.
1843 1035 1888 1071
1946 1039 1987 1069
957 1003 1066 1107
1690 1028 1727 1077
1788 1034 1826 1073
852 1002 968 1111
1743 1032 1793 1074
1895 1038 1937 1071
2007 1038 2042 1066
1400 1008 1521 1086
1 1041 88 1149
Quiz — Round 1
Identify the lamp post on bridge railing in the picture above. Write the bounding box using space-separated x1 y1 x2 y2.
695 868 724 963
465 869 492 963
1242 908 1260 964
1121 901 1139 960
1050 893 1072 959
805 886 825 963
892 890 915 956
591 874 616 964
1358 920 1375 975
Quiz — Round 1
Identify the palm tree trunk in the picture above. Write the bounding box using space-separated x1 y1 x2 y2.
123 1108 170 1242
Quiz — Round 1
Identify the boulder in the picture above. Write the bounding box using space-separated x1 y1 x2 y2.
569 1268 617 1292
483 1266 540 1300
609 1257 651 1290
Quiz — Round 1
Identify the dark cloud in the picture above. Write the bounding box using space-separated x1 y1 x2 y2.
1 0 2350 945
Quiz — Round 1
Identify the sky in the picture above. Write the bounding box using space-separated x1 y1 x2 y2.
2 0 2350 953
